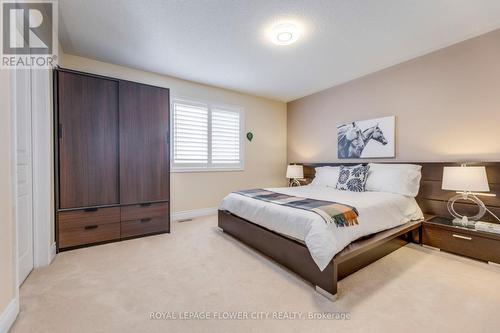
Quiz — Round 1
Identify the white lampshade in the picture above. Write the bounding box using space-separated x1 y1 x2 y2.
442 166 490 192
286 165 303 179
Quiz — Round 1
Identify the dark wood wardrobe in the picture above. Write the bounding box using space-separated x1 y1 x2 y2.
54 68 170 251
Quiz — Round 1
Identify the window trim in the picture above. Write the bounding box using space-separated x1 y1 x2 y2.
171 97 245 172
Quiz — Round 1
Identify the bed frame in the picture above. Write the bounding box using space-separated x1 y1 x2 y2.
218 162 500 299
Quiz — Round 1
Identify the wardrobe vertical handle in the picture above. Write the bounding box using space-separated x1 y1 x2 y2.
58 124 63 139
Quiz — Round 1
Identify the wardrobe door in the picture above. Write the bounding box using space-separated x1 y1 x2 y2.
119 81 170 204
58 72 119 209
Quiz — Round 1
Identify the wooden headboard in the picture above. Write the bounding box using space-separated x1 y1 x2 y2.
300 162 500 223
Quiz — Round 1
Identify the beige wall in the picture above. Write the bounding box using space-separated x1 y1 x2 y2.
288 29 500 163
0 70 14 315
59 52 288 213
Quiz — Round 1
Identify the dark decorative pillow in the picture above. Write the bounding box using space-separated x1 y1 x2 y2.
336 165 370 192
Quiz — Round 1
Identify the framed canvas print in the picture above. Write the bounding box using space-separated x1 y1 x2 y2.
337 116 395 159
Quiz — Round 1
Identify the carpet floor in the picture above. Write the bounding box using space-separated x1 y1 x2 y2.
11 214 500 333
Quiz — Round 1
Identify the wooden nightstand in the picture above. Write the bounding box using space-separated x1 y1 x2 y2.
422 216 500 265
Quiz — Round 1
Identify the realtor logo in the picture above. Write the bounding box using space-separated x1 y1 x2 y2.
1 1 58 68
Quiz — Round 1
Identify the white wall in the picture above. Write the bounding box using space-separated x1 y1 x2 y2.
288 29 500 163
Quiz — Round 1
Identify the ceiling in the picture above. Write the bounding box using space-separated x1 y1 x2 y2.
58 0 500 102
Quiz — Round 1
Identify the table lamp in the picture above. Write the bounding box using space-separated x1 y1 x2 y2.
286 164 303 187
442 165 490 226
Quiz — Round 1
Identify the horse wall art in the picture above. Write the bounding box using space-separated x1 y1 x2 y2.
337 116 395 159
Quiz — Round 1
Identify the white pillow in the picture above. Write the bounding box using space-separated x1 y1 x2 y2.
365 163 422 197
310 166 340 187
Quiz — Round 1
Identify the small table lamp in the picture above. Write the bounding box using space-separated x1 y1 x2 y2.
442 165 490 226
286 164 303 187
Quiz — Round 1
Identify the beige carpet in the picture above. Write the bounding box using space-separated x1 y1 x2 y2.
11 214 500 333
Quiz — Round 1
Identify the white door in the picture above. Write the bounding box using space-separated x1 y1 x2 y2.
15 68 34 285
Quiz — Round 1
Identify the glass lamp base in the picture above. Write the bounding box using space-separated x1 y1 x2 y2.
447 193 486 228
452 216 475 228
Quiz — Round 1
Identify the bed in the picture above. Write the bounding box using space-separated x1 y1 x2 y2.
220 185 423 271
217 162 499 299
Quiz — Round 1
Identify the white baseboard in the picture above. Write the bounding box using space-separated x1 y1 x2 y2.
171 207 218 221
0 298 19 333
49 242 56 264
422 244 441 251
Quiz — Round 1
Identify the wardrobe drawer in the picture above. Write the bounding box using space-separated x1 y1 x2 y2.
59 222 121 249
121 217 169 238
58 207 121 230
423 225 500 263
121 202 168 221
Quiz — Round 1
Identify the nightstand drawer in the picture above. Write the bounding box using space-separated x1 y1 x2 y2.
423 225 500 264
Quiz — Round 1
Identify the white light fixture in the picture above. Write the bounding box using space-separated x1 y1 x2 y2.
442 165 491 226
286 164 303 187
270 22 300 45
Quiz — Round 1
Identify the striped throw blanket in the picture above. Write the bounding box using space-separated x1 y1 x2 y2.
236 189 359 227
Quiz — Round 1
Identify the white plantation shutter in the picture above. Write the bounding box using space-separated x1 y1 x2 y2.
172 101 209 167
172 99 244 171
211 108 242 167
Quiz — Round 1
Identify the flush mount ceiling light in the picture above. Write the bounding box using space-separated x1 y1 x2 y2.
270 22 301 45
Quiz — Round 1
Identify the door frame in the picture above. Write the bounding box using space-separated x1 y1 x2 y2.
30 68 56 267
10 67 21 325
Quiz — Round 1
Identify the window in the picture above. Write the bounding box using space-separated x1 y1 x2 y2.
172 98 244 171
172 100 209 166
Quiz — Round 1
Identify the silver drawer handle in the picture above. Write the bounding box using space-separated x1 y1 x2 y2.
453 234 472 241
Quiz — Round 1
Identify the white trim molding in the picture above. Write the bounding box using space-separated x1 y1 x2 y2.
10 68 20 333
488 261 500 268
171 207 218 221
422 244 441 251
31 68 54 268
49 242 57 264
0 298 19 333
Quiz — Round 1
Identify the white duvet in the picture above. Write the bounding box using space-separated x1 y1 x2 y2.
219 185 423 271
